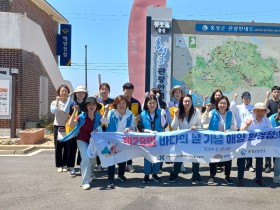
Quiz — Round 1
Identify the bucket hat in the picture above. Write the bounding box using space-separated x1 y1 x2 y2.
84 97 102 111
253 102 268 112
170 85 184 96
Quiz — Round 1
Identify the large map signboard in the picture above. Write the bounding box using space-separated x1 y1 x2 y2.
172 21 280 105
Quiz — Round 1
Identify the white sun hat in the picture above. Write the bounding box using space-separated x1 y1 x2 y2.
74 85 87 93
253 102 269 112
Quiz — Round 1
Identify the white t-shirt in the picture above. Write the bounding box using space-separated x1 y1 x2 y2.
230 101 253 128
50 100 69 126
241 114 272 130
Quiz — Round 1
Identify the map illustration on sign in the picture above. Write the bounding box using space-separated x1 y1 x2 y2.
173 34 280 105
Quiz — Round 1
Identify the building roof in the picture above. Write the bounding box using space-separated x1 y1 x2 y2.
30 0 68 24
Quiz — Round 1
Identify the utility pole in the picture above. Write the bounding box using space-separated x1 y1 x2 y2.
85 44 88 89
98 74 101 87
10 68 18 138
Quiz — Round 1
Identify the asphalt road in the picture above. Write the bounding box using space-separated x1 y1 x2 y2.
0 150 280 210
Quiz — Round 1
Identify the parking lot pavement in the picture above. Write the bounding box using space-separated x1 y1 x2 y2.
0 150 280 210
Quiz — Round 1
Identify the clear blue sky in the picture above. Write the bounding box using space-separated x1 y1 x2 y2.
47 0 280 97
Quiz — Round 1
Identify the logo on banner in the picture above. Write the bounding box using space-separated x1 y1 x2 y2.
202 25 208 31
158 155 165 161
101 142 121 157
240 150 246 156
213 154 223 159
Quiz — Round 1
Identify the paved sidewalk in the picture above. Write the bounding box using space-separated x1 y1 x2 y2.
0 150 279 210
0 134 54 155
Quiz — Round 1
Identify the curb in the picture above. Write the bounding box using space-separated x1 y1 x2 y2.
0 144 54 155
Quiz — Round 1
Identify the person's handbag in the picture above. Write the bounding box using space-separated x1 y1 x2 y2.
57 127 66 141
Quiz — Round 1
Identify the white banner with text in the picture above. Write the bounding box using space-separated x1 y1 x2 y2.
90 128 280 167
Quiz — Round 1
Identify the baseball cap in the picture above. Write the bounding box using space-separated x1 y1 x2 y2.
241 91 251 98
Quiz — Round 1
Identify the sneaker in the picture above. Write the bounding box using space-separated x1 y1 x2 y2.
126 165 135 173
82 183 91 190
208 177 216 184
192 178 202 184
57 167 63 173
107 182 115 189
143 175 150 184
265 167 271 173
237 179 244 187
95 165 103 172
62 166 68 172
168 175 178 183
254 178 265 186
152 174 161 182
118 175 127 182
249 167 255 172
69 168 76 178
273 176 280 184
225 177 233 185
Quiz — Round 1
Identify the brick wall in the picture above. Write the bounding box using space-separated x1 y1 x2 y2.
0 0 61 130
9 0 59 60
21 51 56 128
0 49 22 129
0 49 56 129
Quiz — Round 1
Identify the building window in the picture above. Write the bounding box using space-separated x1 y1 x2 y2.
0 0 10 12
0 68 9 75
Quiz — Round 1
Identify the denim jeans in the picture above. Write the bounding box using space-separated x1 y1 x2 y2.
144 158 160 175
274 158 280 177
77 140 96 185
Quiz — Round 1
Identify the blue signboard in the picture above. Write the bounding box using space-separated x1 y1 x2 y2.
195 23 280 34
57 24 71 66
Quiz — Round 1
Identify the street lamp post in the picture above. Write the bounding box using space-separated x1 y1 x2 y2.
85 44 88 89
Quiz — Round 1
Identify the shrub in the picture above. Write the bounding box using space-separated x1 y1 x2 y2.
38 113 54 132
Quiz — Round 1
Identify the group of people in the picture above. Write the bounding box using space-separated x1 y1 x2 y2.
50 82 280 190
